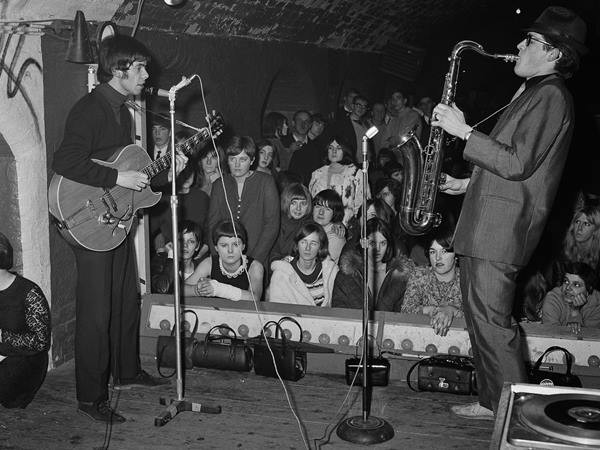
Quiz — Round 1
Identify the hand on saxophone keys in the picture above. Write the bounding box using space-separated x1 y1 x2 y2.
439 173 470 195
432 103 472 140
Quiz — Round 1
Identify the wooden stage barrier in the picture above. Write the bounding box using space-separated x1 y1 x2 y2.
140 294 600 386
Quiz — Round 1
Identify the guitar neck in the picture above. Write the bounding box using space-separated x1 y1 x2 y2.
142 127 210 179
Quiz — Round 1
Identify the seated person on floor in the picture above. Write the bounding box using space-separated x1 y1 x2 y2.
312 189 346 263
332 218 411 312
401 226 463 336
151 220 205 294
267 222 338 307
542 261 600 331
270 182 313 263
184 220 263 301
0 232 51 409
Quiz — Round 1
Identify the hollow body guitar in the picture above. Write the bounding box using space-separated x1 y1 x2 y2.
48 115 223 252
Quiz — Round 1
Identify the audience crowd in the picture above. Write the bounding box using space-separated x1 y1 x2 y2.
149 88 600 334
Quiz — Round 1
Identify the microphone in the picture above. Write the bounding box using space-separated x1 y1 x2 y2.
365 126 379 139
170 76 192 93
143 86 169 98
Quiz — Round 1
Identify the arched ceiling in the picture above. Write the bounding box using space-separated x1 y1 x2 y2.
5 0 597 53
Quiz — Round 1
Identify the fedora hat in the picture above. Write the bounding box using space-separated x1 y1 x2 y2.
524 6 588 54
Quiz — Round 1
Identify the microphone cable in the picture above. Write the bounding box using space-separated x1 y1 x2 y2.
193 75 311 450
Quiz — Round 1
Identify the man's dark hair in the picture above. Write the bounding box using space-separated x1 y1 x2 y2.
545 37 581 78
212 219 248 247
180 220 203 245
97 35 151 83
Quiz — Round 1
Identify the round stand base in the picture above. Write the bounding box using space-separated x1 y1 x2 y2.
336 415 394 445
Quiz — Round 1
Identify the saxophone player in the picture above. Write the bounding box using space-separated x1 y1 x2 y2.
431 6 587 419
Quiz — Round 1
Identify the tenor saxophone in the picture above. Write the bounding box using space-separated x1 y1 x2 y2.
396 40 518 236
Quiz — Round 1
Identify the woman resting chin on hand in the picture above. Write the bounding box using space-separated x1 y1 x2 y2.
542 261 600 334
184 220 263 301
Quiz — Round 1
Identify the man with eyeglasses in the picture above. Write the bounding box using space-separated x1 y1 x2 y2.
430 6 588 419
331 95 370 162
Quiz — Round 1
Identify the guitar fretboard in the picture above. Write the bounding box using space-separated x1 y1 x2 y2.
142 128 211 179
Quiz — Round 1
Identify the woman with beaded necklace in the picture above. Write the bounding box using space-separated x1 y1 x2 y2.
184 220 263 301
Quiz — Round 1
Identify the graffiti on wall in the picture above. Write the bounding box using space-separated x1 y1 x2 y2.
0 32 43 142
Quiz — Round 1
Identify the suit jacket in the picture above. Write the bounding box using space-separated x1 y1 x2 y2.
454 74 574 266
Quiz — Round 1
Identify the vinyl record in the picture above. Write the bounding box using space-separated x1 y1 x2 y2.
520 393 600 446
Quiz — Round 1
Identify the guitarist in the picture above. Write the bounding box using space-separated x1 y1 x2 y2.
52 35 187 423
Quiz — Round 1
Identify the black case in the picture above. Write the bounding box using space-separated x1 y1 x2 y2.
408 355 477 395
345 356 390 386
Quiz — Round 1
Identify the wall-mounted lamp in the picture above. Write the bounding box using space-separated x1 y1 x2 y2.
65 10 93 64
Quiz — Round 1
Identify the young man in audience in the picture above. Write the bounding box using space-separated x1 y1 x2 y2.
335 88 359 119
381 90 422 148
331 95 369 163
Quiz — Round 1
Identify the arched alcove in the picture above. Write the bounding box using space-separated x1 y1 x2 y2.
262 62 320 123
0 133 22 274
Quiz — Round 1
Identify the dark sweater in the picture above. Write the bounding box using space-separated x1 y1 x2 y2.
208 171 280 266
52 84 132 188
53 83 169 190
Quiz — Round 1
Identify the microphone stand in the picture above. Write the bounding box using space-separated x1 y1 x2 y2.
336 127 394 445
154 86 221 426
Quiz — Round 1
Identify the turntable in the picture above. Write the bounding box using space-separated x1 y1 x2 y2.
491 383 600 449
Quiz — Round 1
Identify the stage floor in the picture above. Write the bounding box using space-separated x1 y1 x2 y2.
1 359 494 449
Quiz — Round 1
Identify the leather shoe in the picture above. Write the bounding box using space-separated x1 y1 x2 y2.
450 402 494 421
78 401 126 423
114 370 170 390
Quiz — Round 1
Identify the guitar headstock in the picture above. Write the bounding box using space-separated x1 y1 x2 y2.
176 111 225 157
206 111 224 139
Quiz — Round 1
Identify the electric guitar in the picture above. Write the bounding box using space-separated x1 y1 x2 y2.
48 113 223 252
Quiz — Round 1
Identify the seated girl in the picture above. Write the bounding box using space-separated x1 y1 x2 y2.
542 261 600 332
269 183 313 263
312 189 346 264
151 220 204 294
184 220 264 301
267 222 338 307
401 227 463 336
332 218 411 312
0 232 51 408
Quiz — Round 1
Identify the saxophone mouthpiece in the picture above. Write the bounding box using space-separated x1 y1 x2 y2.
499 54 519 63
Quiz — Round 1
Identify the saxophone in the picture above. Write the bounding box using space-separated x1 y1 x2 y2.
396 40 518 236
